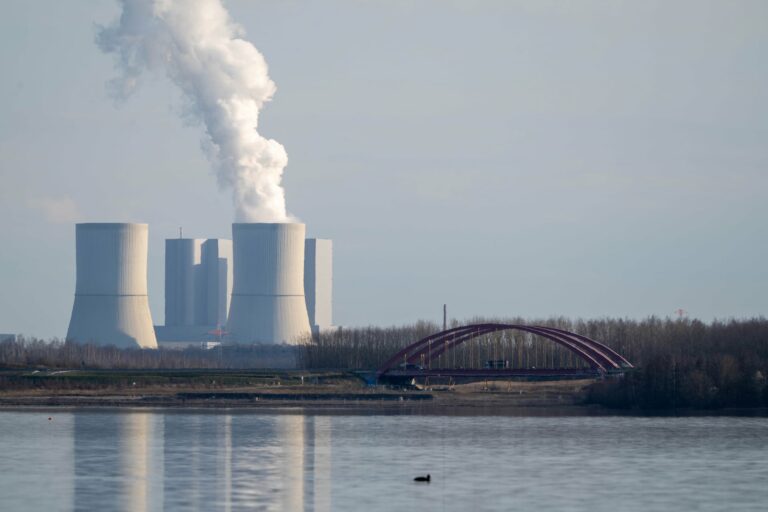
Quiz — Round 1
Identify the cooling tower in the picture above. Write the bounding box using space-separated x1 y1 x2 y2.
227 223 311 344
66 223 158 349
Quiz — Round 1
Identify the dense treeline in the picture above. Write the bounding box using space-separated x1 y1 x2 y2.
299 316 768 410
297 321 439 370
3 316 767 409
299 315 683 371
583 317 768 409
0 338 297 369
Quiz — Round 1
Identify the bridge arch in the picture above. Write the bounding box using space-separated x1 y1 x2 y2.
376 323 633 377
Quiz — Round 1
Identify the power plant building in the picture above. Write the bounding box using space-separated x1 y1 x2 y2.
304 239 333 333
65 222 333 348
66 223 158 349
227 223 312 345
155 237 232 344
164 238 203 327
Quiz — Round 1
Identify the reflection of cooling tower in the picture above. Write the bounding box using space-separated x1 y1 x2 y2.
66 223 158 348
227 223 311 344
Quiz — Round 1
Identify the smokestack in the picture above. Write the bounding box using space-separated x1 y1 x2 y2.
66 223 158 348
443 304 447 331
227 223 311 344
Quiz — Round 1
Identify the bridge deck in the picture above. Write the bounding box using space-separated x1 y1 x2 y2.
383 368 603 379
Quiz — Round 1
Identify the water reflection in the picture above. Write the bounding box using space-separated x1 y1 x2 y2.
73 412 333 510
0 412 75 511
74 412 163 511
122 413 163 511
278 415 305 511
3 412 767 511
309 416 332 512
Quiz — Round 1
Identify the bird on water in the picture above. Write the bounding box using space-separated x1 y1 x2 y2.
414 474 431 483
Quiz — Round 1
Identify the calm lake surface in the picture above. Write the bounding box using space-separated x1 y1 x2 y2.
0 409 766 511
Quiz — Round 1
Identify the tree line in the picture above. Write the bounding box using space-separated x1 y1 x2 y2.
298 316 768 409
3 316 767 409
582 317 768 409
0 337 297 370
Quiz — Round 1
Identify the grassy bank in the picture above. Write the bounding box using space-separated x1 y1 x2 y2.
0 368 595 411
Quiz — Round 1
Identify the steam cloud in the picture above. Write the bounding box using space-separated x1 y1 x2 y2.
97 0 291 222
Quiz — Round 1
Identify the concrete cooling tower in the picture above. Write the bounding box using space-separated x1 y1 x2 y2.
66 223 158 348
227 223 311 345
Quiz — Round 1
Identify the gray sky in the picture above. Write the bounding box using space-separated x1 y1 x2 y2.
1 0 767 339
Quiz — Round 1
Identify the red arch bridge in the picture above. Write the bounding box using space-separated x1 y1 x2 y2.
376 323 633 381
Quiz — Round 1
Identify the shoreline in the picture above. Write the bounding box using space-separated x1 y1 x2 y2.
1 391 766 417
2 369 766 416
0 373 603 413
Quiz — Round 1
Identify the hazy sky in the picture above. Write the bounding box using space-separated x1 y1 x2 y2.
1 1 767 339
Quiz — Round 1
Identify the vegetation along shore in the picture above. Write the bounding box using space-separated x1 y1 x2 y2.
1 316 767 412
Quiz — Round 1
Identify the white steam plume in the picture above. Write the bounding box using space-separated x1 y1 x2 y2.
97 0 291 222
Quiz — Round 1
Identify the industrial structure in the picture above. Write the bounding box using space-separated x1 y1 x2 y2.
304 239 333 334
65 221 333 348
66 223 158 348
227 223 312 345
154 237 232 345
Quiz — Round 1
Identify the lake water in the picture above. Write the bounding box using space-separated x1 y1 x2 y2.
0 409 766 511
